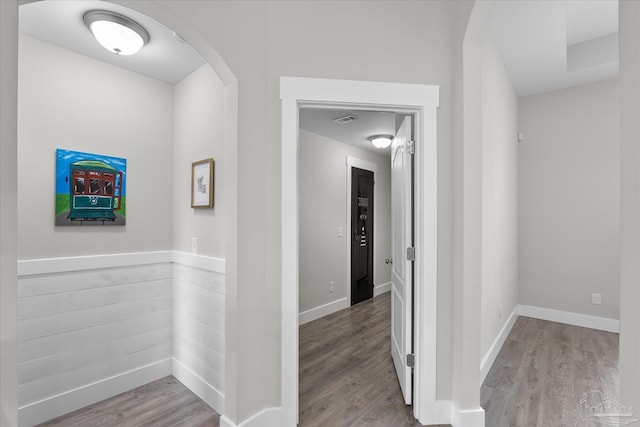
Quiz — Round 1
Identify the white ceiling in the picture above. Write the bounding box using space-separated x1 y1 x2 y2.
19 0 206 85
299 109 396 158
488 0 618 97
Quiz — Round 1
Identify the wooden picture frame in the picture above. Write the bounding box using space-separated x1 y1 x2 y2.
191 158 214 208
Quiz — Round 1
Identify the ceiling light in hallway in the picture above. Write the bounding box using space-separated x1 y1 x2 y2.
84 10 149 55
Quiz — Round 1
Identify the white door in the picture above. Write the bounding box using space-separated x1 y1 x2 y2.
391 115 413 404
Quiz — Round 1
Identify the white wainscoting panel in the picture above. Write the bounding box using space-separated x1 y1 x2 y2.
172 256 225 414
17 258 174 426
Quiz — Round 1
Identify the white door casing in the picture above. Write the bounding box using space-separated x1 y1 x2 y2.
391 116 413 404
280 77 439 425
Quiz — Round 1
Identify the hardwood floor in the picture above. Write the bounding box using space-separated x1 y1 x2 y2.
37 376 219 427
481 316 619 427
299 292 435 427
34 298 618 427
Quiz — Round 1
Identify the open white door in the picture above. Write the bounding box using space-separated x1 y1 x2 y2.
391 116 413 404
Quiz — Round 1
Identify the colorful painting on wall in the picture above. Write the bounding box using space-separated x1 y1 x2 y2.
55 149 127 226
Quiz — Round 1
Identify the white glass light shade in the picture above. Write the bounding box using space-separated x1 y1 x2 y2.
368 135 393 149
84 11 149 56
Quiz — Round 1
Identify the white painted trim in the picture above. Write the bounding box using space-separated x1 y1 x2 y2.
434 400 455 424
17 251 225 277
17 251 173 276
18 358 171 427
172 358 224 414
172 251 225 274
298 297 349 325
450 403 486 427
480 305 518 383
373 281 392 297
281 77 439 426
220 407 284 427
433 401 485 427
518 304 619 333
345 156 378 306
346 156 378 173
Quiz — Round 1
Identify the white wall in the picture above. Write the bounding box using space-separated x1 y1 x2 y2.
519 78 619 320
154 1 462 421
173 64 226 258
620 0 640 415
17 35 174 259
480 35 519 360
298 129 391 319
1 1 19 425
2 1 493 424
15 33 229 426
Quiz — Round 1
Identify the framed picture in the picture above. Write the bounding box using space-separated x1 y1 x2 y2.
55 148 127 226
191 158 214 208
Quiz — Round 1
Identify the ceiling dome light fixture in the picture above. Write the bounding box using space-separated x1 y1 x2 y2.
83 10 149 56
368 134 393 149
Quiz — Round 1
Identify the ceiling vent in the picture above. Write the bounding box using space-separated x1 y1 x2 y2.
333 114 358 124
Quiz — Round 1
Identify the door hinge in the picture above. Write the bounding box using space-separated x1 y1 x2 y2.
407 140 415 155
407 353 415 368
406 247 415 261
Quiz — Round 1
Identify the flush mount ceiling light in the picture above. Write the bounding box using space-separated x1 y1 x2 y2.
83 10 149 56
368 134 393 149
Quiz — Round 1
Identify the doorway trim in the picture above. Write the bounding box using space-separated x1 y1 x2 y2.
346 156 378 307
280 77 439 425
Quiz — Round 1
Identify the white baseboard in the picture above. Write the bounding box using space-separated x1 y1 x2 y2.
299 297 348 325
172 358 224 415
172 251 225 274
18 358 172 427
431 401 485 427
480 306 518 384
220 407 284 427
373 281 391 297
518 304 619 333
452 404 486 427
299 288 392 325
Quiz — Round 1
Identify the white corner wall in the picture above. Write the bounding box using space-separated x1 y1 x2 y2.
619 0 640 416
15 32 229 425
173 64 226 258
1 1 19 425
480 34 519 371
519 78 620 321
171 61 227 417
298 129 391 322
17 35 174 259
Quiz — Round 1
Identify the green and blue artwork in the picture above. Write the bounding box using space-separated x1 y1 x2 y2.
55 148 127 226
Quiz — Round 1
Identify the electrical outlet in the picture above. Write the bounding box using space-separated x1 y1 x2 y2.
498 304 503 319
191 237 198 254
592 293 601 305
329 281 334 293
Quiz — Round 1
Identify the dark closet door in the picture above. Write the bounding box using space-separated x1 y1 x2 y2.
351 167 374 305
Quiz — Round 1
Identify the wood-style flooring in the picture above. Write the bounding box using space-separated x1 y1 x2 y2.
37 376 219 427
35 298 619 427
481 316 619 427
299 292 435 427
